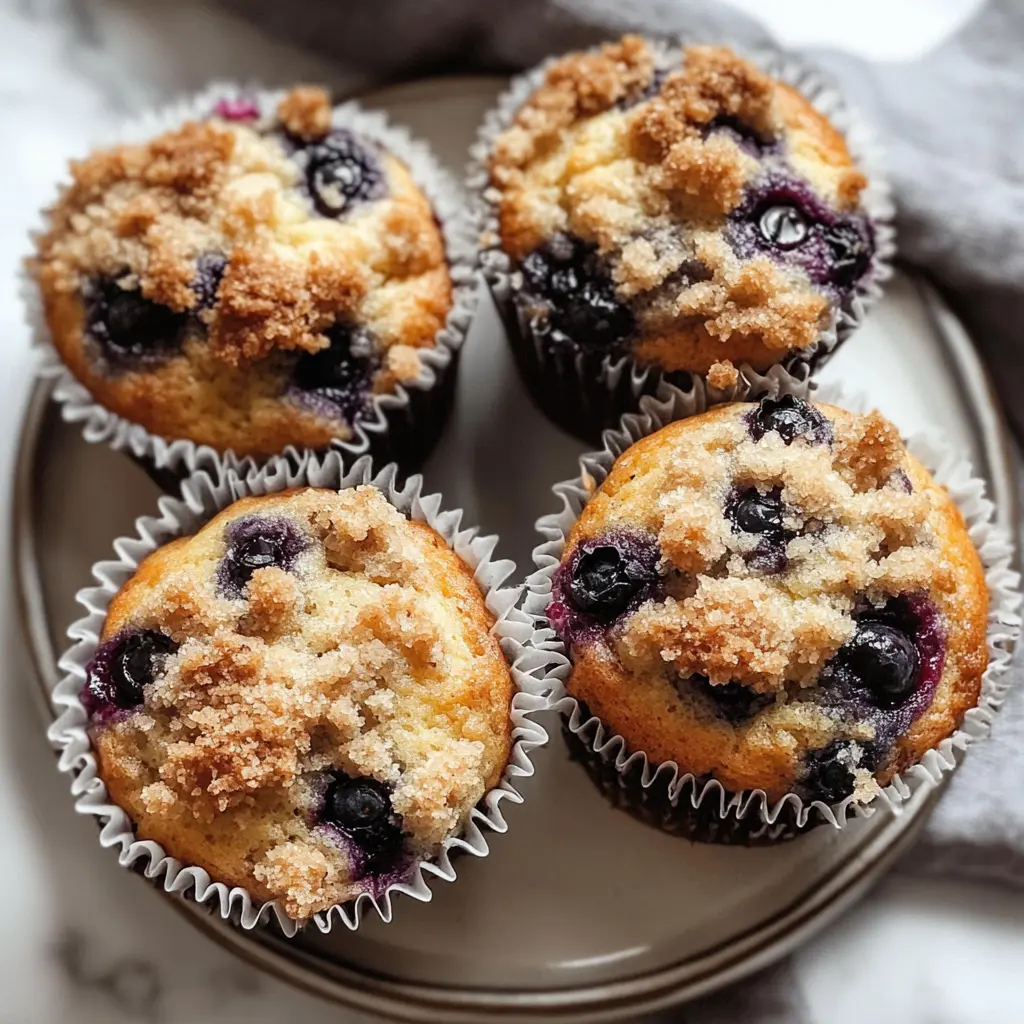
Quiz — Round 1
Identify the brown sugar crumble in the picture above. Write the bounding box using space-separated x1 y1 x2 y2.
89 487 513 920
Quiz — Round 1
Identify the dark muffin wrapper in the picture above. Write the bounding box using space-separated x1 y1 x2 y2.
25 82 478 489
48 451 557 935
468 37 896 443
525 380 1020 845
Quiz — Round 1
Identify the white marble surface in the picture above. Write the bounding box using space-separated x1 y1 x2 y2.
2 2 1024 1022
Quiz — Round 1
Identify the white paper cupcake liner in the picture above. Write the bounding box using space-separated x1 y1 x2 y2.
466 36 895 442
47 450 555 935
23 81 478 482
525 381 1020 838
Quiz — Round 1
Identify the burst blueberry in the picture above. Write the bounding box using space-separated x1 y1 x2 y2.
520 233 634 350
567 543 656 617
322 772 404 874
690 676 773 723
748 395 831 446
304 129 386 218
84 629 177 715
85 277 186 362
219 515 311 596
839 620 920 708
292 323 379 424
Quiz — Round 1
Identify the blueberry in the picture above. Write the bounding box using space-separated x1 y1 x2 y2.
758 204 809 249
291 322 378 424
84 629 177 715
727 487 784 535
689 675 773 723
322 772 404 874
800 740 876 804
748 394 832 446
821 222 873 289
193 253 227 309
520 233 634 351
219 515 310 596
567 543 656 618
85 277 186 362
839 621 920 708
303 129 386 218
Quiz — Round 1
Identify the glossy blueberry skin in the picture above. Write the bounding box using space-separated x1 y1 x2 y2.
839 621 920 708
217 515 312 597
83 629 177 719
302 129 387 218
688 675 773 724
725 486 792 574
290 323 379 425
728 174 874 295
747 394 832 447
320 772 405 876
548 531 661 647
519 233 635 352
85 277 187 365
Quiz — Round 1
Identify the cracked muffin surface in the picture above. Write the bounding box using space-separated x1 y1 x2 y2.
547 399 987 805
489 36 877 381
83 486 513 920
35 86 453 456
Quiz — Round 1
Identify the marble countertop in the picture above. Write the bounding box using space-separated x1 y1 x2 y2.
2 2 1022 1022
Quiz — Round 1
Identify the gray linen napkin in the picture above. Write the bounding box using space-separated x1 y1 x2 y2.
219 0 1024 1017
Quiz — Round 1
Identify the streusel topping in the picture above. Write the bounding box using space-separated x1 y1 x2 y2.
34 87 453 454
490 37 875 376
86 487 512 919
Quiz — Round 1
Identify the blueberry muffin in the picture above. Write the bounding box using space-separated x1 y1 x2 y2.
34 87 457 459
547 398 987 828
81 486 513 920
484 37 880 439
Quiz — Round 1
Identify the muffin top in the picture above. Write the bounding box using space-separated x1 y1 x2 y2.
489 37 877 382
83 486 512 920
547 399 988 805
35 87 453 456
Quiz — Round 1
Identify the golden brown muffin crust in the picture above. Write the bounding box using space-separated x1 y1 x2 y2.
89 487 513 919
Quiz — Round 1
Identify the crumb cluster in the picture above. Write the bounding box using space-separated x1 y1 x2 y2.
91 487 513 920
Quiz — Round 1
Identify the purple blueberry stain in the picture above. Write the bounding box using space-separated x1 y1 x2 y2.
728 173 874 296
84 276 187 367
317 771 407 882
518 232 635 353
83 628 177 721
289 322 379 425
548 531 661 647
217 515 312 597
300 129 387 218
685 675 774 723
213 96 261 122
747 394 832 446
192 253 228 310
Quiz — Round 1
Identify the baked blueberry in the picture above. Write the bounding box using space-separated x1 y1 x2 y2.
821 221 873 289
747 394 832 446
84 629 177 715
691 676 773 723
799 740 863 804
322 772 405 874
85 277 186 363
520 233 634 351
304 129 386 218
291 322 378 423
727 487 784 536
192 253 228 309
567 542 657 617
219 515 311 596
840 620 920 708
757 203 809 249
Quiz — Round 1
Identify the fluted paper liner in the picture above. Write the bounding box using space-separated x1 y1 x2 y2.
48 450 554 935
23 82 478 481
526 380 1020 837
467 37 896 442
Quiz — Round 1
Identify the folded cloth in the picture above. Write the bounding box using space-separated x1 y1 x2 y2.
217 0 1024 1016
